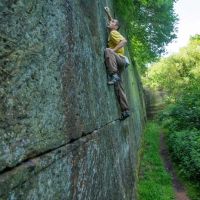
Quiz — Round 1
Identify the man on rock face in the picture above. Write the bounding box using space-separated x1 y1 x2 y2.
104 6 130 120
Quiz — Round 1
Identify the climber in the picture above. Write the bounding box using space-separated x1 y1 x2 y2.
104 6 130 120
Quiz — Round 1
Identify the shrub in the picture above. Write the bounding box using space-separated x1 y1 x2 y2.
158 90 200 132
167 130 200 180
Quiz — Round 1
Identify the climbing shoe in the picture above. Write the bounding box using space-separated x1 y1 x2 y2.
120 110 130 121
107 73 120 85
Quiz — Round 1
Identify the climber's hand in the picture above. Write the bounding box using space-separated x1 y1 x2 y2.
104 7 113 21
104 7 110 13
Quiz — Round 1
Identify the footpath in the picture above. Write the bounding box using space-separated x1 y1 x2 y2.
160 133 190 200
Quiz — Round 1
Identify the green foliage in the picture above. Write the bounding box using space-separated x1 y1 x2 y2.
158 84 200 183
147 35 200 131
145 34 200 186
138 122 175 200
143 34 200 96
167 130 200 180
159 84 200 131
114 0 178 73
182 178 200 200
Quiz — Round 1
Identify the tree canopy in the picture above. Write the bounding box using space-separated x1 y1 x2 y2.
143 34 200 98
114 0 178 73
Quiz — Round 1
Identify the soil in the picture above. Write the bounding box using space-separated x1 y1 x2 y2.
160 133 190 200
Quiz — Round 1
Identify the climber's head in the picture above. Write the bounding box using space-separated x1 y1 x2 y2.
107 19 120 30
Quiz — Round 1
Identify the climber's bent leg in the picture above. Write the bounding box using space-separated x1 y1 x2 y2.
104 48 125 74
105 48 126 85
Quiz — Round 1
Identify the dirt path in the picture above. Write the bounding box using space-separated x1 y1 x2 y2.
160 133 190 200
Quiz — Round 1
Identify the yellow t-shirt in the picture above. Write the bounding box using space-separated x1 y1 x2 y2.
108 30 125 56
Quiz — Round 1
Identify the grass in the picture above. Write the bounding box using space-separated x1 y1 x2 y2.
137 122 175 200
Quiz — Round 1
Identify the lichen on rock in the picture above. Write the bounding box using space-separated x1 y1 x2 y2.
0 0 146 199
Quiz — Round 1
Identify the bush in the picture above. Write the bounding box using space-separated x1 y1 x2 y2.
158 89 200 131
167 130 200 180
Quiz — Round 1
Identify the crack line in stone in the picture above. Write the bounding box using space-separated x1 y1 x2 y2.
0 118 120 176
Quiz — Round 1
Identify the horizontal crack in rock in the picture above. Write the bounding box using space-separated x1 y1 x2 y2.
0 118 120 177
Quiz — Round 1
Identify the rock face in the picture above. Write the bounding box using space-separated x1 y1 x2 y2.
144 89 165 119
0 0 146 199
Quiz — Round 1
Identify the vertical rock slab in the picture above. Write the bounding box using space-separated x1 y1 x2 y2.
0 0 117 171
0 121 137 200
0 0 146 199
0 0 71 171
144 88 165 119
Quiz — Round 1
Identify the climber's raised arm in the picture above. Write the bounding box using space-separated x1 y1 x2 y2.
104 7 113 21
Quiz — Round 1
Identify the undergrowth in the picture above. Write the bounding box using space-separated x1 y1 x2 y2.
137 122 175 200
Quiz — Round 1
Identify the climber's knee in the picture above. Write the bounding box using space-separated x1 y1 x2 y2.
105 48 113 52
104 48 113 58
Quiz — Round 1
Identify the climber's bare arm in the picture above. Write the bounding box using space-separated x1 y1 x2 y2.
104 7 113 21
112 39 127 52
